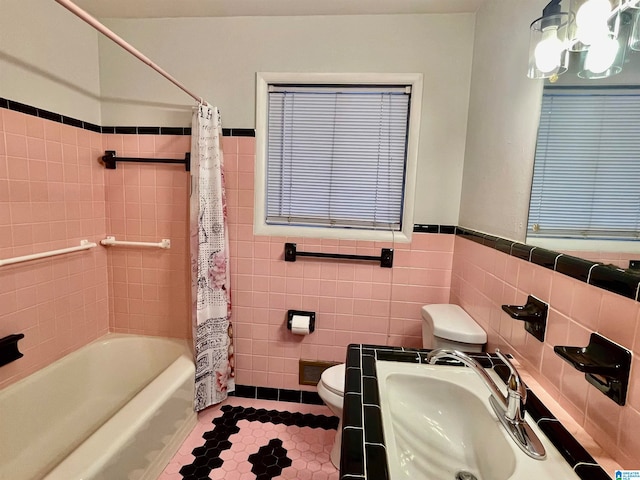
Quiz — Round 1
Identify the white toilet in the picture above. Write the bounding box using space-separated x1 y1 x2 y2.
316 304 487 468
420 304 487 353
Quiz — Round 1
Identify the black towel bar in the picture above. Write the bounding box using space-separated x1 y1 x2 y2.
284 242 393 268
102 150 190 171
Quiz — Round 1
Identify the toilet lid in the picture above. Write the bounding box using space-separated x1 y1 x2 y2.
320 363 345 396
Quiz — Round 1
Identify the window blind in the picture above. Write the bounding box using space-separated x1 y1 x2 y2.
266 85 410 231
528 91 640 240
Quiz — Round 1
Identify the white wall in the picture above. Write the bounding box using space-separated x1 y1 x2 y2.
458 0 546 242
98 14 476 225
0 0 102 124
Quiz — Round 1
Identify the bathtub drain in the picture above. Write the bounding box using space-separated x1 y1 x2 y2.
455 471 478 480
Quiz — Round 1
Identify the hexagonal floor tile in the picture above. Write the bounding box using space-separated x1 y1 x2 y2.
162 397 339 480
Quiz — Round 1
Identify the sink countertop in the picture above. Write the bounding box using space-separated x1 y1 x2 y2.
339 344 613 480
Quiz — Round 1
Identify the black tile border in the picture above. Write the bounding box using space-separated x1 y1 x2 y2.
0 97 255 137
229 384 323 405
342 344 613 480
413 224 457 233
180 404 338 480
456 227 640 302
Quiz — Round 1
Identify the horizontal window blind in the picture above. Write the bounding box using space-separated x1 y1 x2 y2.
528 91 640 240
266 85 410 231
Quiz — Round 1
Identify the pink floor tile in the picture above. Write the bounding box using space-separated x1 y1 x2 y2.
160 397 339 480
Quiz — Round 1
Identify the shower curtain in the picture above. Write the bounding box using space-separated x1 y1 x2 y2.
190 103 234 411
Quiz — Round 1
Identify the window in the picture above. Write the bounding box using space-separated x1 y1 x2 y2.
527 89 640 241
255 73 423 242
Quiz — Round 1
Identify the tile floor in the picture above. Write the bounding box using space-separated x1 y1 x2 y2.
158 397 340 480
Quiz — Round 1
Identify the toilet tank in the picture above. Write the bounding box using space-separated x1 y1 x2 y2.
421 304 487 353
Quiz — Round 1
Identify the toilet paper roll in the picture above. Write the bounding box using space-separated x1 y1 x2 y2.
291 314 311 335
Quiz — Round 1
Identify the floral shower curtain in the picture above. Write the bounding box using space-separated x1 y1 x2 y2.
190 103 234 411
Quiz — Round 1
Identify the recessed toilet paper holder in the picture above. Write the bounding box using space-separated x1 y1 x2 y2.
287 310 316 334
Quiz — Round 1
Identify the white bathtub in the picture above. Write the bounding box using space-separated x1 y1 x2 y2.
0 333 196 480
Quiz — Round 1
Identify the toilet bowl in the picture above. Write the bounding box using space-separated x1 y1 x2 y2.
317 304 487 468
316 363 345 468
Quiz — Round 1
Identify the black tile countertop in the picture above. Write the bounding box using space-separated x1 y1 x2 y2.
339 344 612 480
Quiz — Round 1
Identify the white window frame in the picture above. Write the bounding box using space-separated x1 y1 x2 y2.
254 72 423 243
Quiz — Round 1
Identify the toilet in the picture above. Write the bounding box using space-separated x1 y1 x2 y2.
420 304 487 352
317 304 487 468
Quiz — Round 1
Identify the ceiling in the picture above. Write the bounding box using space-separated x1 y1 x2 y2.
70 0 486 19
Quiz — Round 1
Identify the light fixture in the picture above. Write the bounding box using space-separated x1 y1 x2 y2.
528 0 570 79
528 0 639 80
569 0 616 50
628 1 640 49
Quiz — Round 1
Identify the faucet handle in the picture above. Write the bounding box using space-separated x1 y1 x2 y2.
495 350 527 398
495 349 514 371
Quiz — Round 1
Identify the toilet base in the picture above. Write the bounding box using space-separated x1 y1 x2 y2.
330 417 342 468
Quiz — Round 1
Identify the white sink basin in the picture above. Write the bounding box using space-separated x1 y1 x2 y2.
376 360 580 480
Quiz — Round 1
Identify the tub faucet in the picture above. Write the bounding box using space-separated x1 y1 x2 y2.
426 348 546 460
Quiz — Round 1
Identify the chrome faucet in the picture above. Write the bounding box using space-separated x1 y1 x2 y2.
426 348 546 460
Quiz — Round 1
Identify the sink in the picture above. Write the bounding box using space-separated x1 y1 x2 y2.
375 360 579 480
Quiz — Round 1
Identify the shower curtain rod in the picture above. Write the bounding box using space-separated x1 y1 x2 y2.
53 0 205 105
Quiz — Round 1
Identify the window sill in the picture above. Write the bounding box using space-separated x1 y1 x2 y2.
253 222 412 243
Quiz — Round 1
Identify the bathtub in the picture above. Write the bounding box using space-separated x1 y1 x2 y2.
0 333 196 480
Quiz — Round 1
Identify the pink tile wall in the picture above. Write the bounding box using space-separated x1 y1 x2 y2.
0 116 456 395
451 235 640 468
0 109 109 389
102 134 191 338
223 136 454 391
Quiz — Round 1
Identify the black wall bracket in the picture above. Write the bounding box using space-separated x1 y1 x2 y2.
284 242 393 268
501 295 548 342
554 333 632 406
0 333 25 368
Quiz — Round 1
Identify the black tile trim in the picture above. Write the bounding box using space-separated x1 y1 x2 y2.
38 109 62 123
589 265 639 300
456 226 640 303
278 388 302 403
228 384 325 405
232 128 256 137
412 224 456 234
84 122 101 133
343 344 612 480
114 126 138 135
0 97 253 137
530 247 562 270
160 126 187 135
511 242 535 261
7 100 37 116
62 116 83 128
573 464 612 480
137 127 161 135
556 255 598 284
300 391 324 405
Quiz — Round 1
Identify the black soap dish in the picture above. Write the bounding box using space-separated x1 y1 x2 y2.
0 333 25 367
554 333 631 406
501 295 548 342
